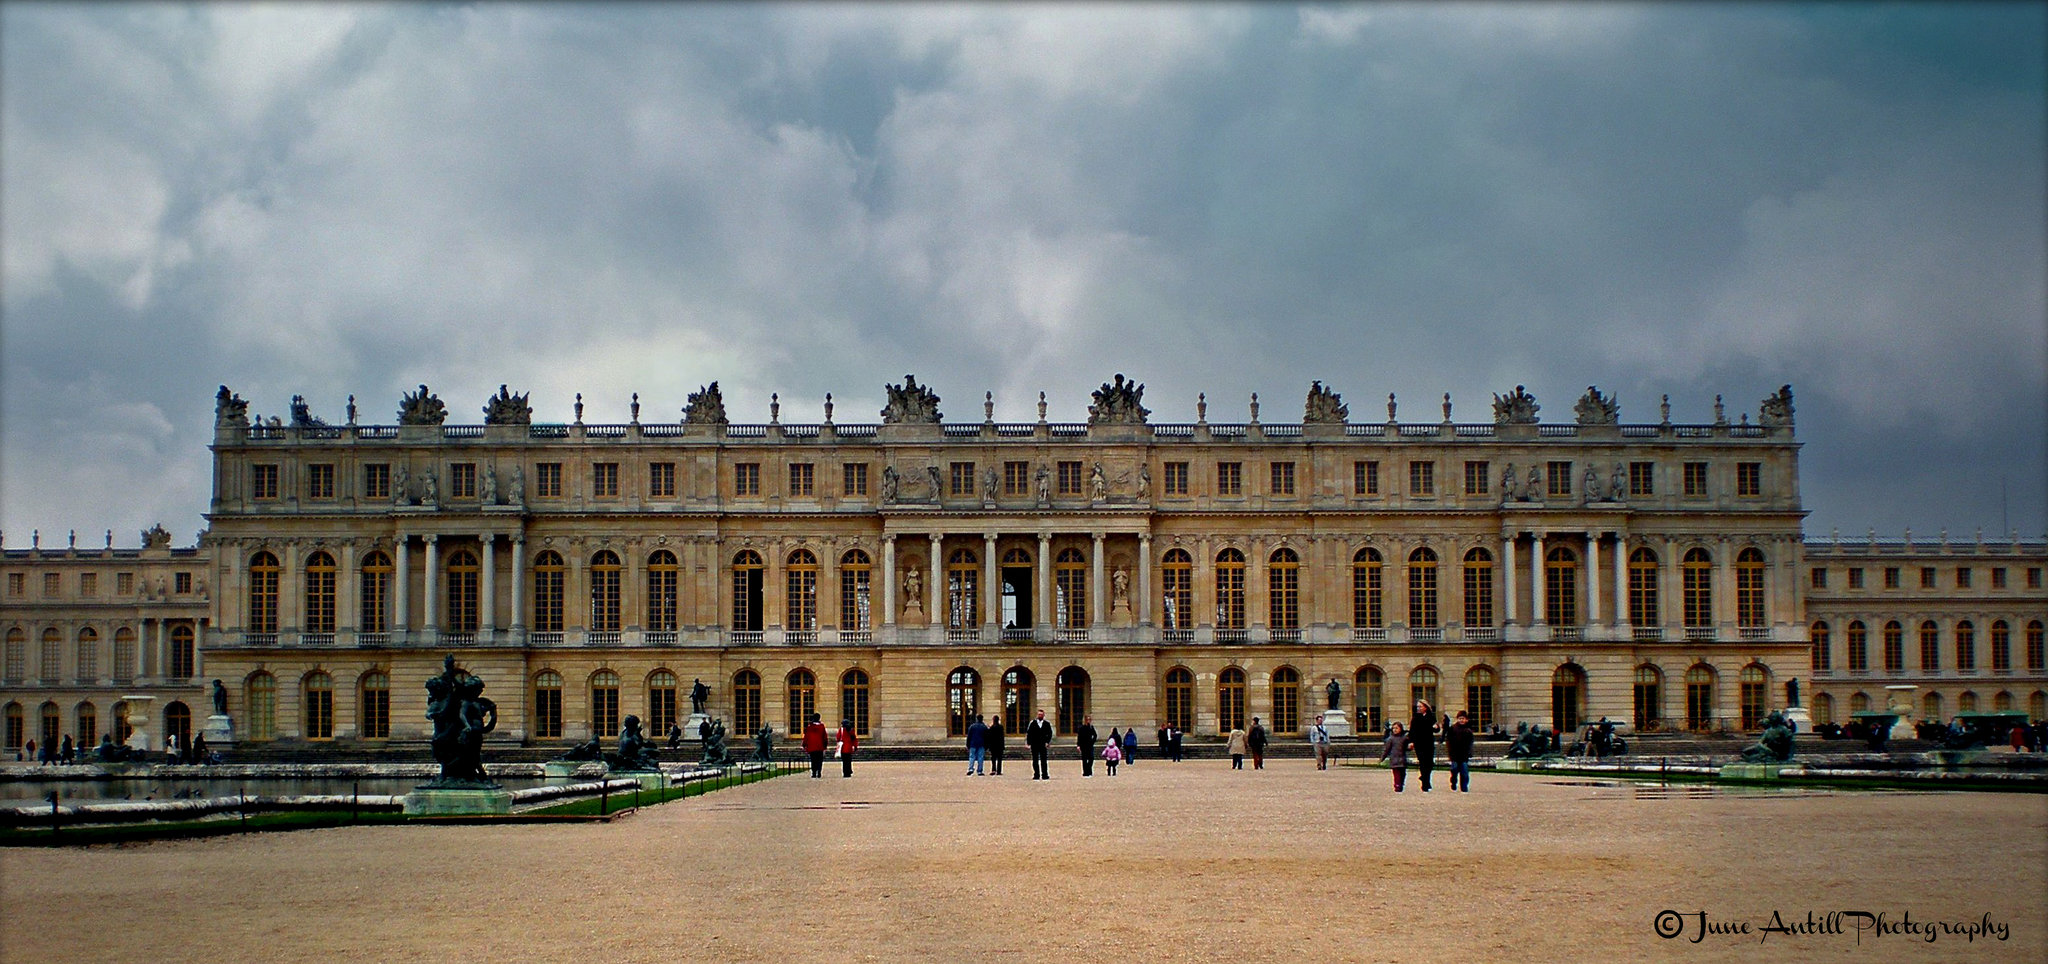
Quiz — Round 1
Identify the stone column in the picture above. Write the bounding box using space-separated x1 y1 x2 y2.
1138 534 1153 626
1612 534 1629 630
140 618 157 678
1502 533 1518 626
1037 532 1052 632
929 532 944 627
479 533 497 635
422 534 440 636
1586 531 1602 627
881 535 897 627
1716 540 1735 633
510 535 527 634
1090 532 1105 629
1531 531 1547 627
394 536 410 636
1661 536 1680 635
338 543 358 636
984 533 999 630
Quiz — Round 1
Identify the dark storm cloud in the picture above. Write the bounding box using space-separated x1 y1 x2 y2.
2 3 2041 545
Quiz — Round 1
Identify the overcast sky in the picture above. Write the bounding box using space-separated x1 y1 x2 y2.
3 3 2043 548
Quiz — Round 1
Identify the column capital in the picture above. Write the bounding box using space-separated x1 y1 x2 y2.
884 533 897 544
424 533 440 544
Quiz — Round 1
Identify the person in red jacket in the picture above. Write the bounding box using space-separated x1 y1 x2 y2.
835 718 859 778
802 712 828 778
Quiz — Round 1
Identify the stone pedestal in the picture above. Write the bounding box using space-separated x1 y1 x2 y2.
1320 709 1352 739
685 713 711 739
1781 707 1811 734
200 714 235 746
609 770 667 792
403 787 513 816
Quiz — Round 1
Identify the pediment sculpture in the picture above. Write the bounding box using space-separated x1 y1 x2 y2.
1492 385 1540 424
1759 385 1795 427
881 375 942 424
1087 374 1150 425
1303 381 1348 425
684 382 728 426
214 386 249 428
1573 386 1620 425
398 384 448 426
482 385 533 425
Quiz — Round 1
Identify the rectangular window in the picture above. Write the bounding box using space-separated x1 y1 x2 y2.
307 463 335 499
1921 567 1937 589
1464 461 1490 497
1991 567 2007 589
175 572 192 594
1810 567 1828 589
1847 568 1864 589
949 461 975 497
1354 461 1379 496
1546 461 1572 498
1883 567 1900 589
450 462 477 499
734 463 760 497
789 462 815 497
116 572 134 595
1629 461 1655 497
649 462 676 498
1955 567 1972 588
80 573 97 596
535 463 563 498
1269 461 1295 496
251 464 280 500
2028 568 2042 590
44 573 60 596
1682 462 1708 497
1051 460 1081 496
6 573 21 596
363 464 391 500
1004 461 1030 496
1216 462 1242 496
1408 460 1434 497
1163 461 1189 496
592 462 619 498
1736 462 1762 497
843 462 869 497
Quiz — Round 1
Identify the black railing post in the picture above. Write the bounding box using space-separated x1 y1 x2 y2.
600 781 610 815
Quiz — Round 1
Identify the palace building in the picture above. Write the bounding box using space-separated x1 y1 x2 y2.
3 377 2042 753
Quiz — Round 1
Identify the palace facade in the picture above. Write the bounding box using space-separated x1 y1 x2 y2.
3 377 2041 753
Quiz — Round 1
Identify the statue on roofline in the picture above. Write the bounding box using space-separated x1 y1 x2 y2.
482 385 533 425
1492 385 1539 425
1303 381 1348 425
1759 385 1795 428
881 375 942 424
684 383 728 426
214 386 250 428
398 385 447 426
1087 374 1150 426
1573 386 1619 425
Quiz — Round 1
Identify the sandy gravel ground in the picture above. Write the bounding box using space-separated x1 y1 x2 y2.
3 759 2043 964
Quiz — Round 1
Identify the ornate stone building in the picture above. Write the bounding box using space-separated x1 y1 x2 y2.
8 376 2033 753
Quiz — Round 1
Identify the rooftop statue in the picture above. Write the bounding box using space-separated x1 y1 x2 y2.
398 384 448 426
1086 373 1150 425
881 374 943 424
683 382 728 426
214 386 250 428
482 385 533 425
141 524 173 550
289 395 327 428
1573 386 1620 425
1491 385 1540 424
1759 384 1795 428
1303 381 1349 425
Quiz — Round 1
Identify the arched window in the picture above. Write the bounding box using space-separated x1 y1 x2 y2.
2030 691 2047 723
1735 548 1766 628
1958 691 1978 713
590 670 621 737
1409 665 1439 711
112 700 131 744
947 548 979 629
3 629 23 682
2 702 21 752
1464 665 1496 731
39 628 59 682
1882 621 1904 674
1681 548 1712 629
164 701 192 750
532 671 563 739
841 668 870 738
75 701 97 746
1551 664 1586 733
1163 667 1194 733
246 671 276 741
75 627 98 682
1056 549 1089 629
1846 620 1868 672
1271 666 1301 734
1810 621 1831 672
1217 667 1246 734
1849 692 1870 714
589 550 622 633
248 551 281 635
840 550 872 631
731 551 764 632
1002 667 1035 733
305 550 338 634
1355 666 1384 734
1268 549 1299 633
1956 621 1976 671
1161 549 1193 630
1633 664 1663 731
786 669 817 734
1352 548 1384 629
1629 548 1661 626
733 669 762 735
1739 664 1769 730
1214 549 1245 631
169 624 195 679
1811 692 1833 726
999 548 1033 630
445 548 479 634
532 551 566 633
1990 620 2011 673
1055 666 1090 736
40 701 60 750
787 549 820 632
1545 547 1578 626
647 670 679 737
360 671 390 739
1992 691 2013 712
1922 691 1943 722
2028 621 2046 672
360 549 392 634
1684 664 1716 732
947 666 981 737
1919 621 1941 672
1462 548 1494 629
646 550 679 633
1408 548 1439 629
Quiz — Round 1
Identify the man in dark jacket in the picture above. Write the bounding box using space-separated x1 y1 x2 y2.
987 716 1007 775
1247 717 1268 770
1409 700 1438 791
1076 715 1099 777
1446 710 1476 792
966 715 988 775
1025 709 1054 780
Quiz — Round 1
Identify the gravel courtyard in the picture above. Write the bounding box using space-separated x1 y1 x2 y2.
4 759 2043 963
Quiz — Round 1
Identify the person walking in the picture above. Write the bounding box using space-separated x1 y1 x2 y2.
987 715 1007 775
966 715 988 775
1077 716 1099 777
802 712 828 778
1122 726 1138 767
1247 717 1268 770
1103 737 1122 775
1226 725 1248 769
1446 710 1475 792
1408 699 1438 792
835 718 858 777
59 734 75 765
1308 718 1332 770
1026 709 1054 780
1381 721 1411 791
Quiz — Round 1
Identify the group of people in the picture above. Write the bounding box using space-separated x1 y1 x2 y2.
799 712 860 778
14 731 216 765
1379 699 1476 792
